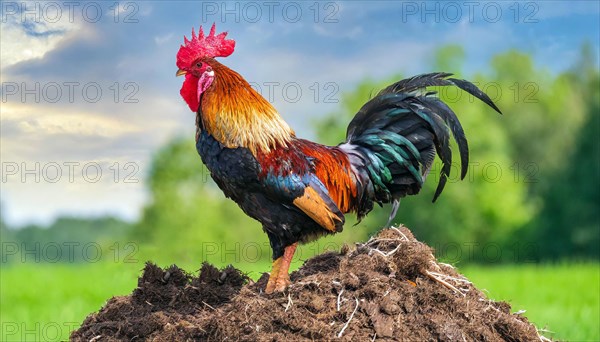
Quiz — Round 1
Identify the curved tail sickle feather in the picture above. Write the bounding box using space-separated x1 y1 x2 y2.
341 72 502 224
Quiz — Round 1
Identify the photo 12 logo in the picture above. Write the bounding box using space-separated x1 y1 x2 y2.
1 161 140 184
1 241 139 263
1 82 140 104
400 2 539 24
1 1 140 24
200 1 339 24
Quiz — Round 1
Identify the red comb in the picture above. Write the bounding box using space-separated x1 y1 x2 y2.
176 23 235 69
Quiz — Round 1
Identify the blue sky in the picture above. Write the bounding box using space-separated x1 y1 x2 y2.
1 1 599 227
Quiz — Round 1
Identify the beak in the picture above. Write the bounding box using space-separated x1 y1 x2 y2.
176 69 187 77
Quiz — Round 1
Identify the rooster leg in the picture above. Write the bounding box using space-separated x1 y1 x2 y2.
265 242 298 294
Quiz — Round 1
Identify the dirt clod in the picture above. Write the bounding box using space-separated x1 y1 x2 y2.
71 226 544 341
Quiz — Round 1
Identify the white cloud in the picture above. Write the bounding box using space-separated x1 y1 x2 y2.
0 8 81 69
2 102 139 137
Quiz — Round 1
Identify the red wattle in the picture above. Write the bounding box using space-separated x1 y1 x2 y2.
180 74 199 112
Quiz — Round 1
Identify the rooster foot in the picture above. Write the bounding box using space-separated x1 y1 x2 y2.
265 242 297 294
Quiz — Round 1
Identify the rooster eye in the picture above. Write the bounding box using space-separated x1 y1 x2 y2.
196 62 203 68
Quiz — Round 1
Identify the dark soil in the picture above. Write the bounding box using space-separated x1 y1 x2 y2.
71 227 543 341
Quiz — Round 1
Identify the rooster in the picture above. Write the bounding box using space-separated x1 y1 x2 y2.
175 24 501 294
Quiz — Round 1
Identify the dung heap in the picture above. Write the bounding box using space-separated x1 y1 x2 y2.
71 226 545 341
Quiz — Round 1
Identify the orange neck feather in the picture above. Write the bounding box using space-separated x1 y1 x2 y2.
199 61 295 155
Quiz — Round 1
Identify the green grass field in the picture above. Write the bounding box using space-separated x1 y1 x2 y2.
461 263 600 342
1 262 598 341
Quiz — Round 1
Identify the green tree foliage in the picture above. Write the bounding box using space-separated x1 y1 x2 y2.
526 46 600 260
433 45 466 72
489 51 588 199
